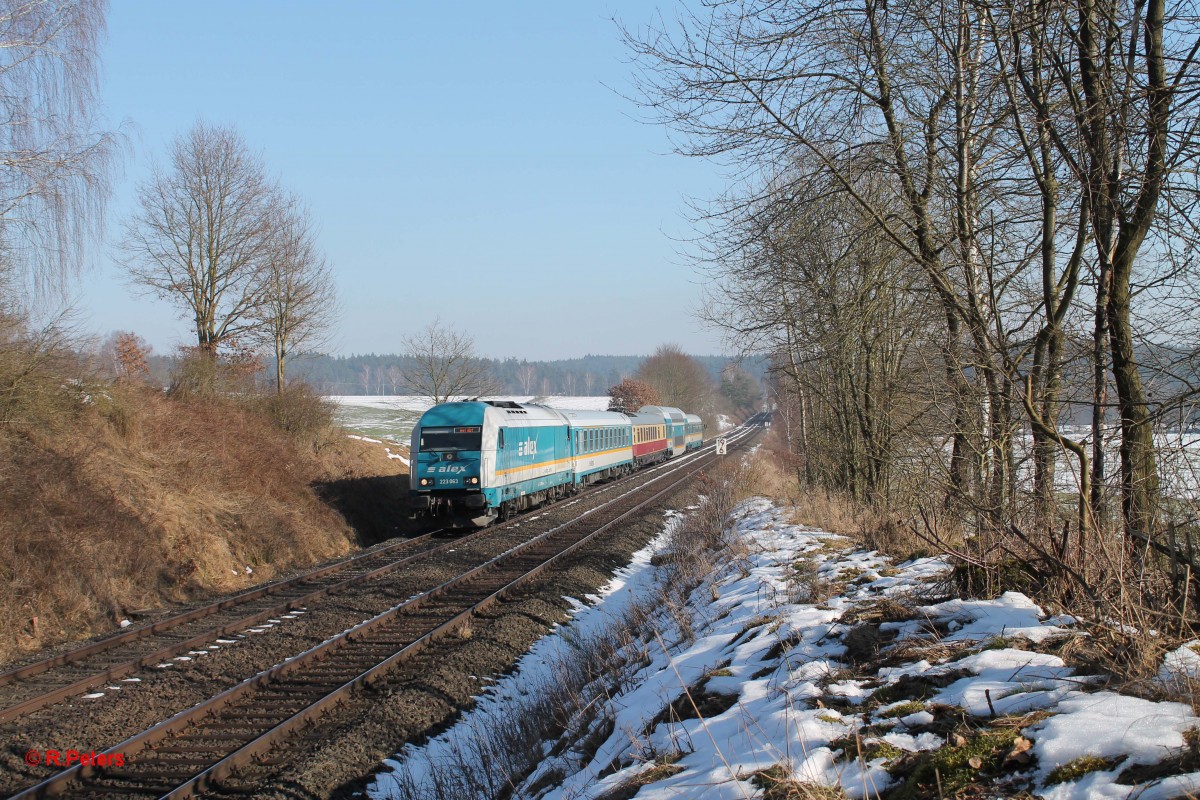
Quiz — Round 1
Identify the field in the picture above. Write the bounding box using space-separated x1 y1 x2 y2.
327 396 611 442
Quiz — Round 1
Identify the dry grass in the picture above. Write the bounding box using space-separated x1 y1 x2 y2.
0 360 396 664
752 764 848 799
384 453 772 800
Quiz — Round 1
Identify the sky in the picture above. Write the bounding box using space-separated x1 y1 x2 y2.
80 1 729 361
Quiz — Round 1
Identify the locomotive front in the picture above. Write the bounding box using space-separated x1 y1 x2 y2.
408 402 491 526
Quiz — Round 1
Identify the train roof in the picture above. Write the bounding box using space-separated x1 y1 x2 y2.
554 409 632 427
636 405 688 423
416 401 569 427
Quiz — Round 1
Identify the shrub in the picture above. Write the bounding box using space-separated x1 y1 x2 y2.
247 384 335 451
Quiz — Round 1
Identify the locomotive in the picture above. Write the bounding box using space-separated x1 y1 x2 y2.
407 400 704 527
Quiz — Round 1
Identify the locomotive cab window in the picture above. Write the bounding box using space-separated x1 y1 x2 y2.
420 426 482 451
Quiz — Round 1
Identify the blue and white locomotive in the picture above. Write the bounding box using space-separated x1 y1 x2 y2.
408 400 701 527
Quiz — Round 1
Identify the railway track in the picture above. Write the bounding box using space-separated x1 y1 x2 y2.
0 530 468 725
11 421 762 798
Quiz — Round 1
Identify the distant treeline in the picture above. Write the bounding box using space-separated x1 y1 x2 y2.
284 353 766 396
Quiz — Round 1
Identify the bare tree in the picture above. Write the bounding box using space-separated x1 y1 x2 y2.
0 0 119 300
1042 0 1196 539
120 121 278 364
636 344 714 413
403 320 498 404
385 364 403 395
516 363 537 394
252 196 338 393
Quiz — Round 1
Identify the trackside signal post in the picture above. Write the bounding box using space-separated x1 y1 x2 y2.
716 438 727 455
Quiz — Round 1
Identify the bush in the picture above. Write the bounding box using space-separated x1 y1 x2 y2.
248 384 335 451
0 311 82 428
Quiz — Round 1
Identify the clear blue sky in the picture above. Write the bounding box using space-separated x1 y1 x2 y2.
82 1 727 360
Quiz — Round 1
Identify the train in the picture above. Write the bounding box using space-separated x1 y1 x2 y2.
407 400 705 527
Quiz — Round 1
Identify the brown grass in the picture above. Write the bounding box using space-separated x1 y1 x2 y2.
0 375 400 664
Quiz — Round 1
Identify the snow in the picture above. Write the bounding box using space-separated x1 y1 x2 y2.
918 592 1073 643
331 395 612 412
330 395 611 459
1029 693 1197 780
371 506 685 798
1158 641 1200 692
368 496 1200 800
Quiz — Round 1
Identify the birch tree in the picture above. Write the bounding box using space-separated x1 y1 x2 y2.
0 0 118 300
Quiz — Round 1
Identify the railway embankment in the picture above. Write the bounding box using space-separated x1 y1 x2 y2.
0 380 409 667
375 451 1200 800
2 416 757 798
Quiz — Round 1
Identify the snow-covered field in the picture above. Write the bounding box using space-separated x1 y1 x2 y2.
371 498 1200 800
1009 429 1200 501
327 396 611 442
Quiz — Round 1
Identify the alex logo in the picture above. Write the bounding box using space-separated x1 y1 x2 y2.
430 464 468 474
517 440 537 457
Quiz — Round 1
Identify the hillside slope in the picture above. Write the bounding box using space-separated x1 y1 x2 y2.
0 384 407 665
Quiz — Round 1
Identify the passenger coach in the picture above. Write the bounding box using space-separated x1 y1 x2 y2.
685 414 703 450
559 409 635 485
638 405 689 457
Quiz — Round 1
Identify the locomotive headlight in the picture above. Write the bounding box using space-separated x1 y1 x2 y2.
468 476 479 485
419 478 431 487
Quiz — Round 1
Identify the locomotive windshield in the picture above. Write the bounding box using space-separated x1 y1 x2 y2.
420 426 482 452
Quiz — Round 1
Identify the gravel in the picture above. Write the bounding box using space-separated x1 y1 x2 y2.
0 464 708 798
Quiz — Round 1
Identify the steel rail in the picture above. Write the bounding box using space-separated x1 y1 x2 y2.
12 421 762 799
0 532 442 688
1 417 753 698
0 429 730 722
168 448 734 799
